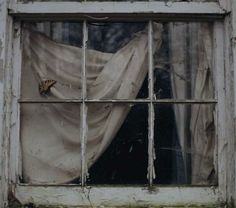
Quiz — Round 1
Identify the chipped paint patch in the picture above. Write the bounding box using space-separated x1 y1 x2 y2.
0 39 3 82
0 59 3 82
0 1 3 13
0 41 3 82
0 39 3 56
218 0 231 13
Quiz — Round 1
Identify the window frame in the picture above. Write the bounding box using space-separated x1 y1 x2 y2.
0 0 232 207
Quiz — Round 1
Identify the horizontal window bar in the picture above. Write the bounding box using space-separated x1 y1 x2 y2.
19 99 83 103
18 99 217 104
9 2 226 21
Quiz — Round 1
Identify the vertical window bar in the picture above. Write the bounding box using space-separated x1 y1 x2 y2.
184 23 191 183
148 20 155 186
11 21 22 183
80 20 88 186
213 21 226 200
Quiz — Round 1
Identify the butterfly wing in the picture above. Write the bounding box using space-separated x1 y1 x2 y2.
39 80 57 95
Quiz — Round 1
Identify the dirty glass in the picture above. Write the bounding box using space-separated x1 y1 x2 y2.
87 22 148 100
87 104 148 184
20 103 81 184
154 104 217 185
153 22 214 100
21 22 83 100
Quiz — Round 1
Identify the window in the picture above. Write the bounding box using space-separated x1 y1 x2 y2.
1 0 230 207
20 20 216 185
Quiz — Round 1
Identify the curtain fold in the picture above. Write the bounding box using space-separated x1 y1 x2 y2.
21 24 163 184
190 23 216 184
168 23 189 181
169 23 216 184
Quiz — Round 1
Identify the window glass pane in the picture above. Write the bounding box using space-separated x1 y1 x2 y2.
87 22 149 100
21 22 83 100
87 104 148 184
21 103 81 184
154 104 217 185
153 22 214 100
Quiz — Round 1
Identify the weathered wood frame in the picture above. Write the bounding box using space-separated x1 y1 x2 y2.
0 0 235 207
0 0 15 207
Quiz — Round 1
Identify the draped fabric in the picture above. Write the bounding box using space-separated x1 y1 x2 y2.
190 24 216 184
168 23 190 181
21 24 163 184
21 22 216 185
169 23 216 184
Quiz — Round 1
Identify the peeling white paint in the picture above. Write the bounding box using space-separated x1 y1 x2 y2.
80 20 88 186
229 0 236 206
218 0 231 13
147 21 155 185
8 1 226 16
0 0 9 206
14 186 221 207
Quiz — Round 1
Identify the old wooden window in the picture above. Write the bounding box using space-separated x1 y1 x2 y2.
6 0 228 207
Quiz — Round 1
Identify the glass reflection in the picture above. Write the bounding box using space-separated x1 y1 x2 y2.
21 103 81 184
21 22 83 100
154 104 217 185
153 22 214 100
87 104 148 184
87 22 149 99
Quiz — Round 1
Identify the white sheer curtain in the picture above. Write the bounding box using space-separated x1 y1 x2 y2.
168 23 190 180
21 24 163 184
190 23 216 184
169 23 216 184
